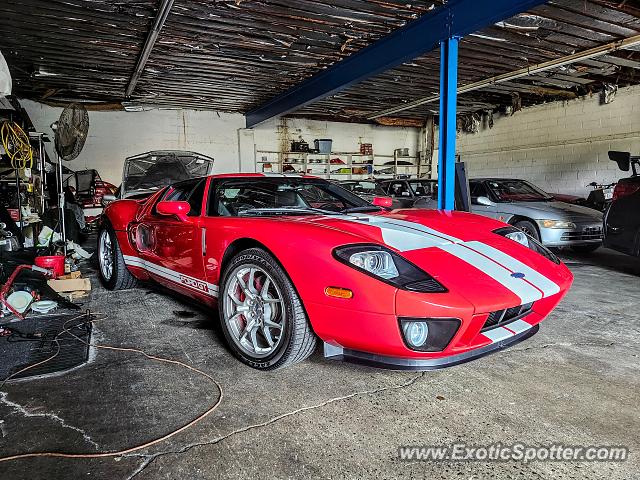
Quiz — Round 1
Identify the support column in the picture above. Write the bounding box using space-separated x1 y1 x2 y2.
437 37 459 210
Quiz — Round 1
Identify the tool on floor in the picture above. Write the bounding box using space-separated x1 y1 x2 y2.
0 264 55 319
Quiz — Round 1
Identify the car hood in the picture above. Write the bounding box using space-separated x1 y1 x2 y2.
501 201 602 222
284 209 572 310
302 209 499 246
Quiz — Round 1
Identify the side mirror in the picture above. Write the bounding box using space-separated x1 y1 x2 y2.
609 151 631 172
372 196 393 208
476 196 495 207
101 194 116 206
156 201 191 221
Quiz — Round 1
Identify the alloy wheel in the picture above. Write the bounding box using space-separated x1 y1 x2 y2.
98 229 114 281
223 264 286 358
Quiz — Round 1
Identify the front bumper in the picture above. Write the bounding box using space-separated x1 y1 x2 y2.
540 223 603 247
324 324 539 370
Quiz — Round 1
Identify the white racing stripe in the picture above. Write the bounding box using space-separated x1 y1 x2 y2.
481 327 515 343
463 241 561 297
504 319 534 335
482 319 534 345
336 214 560 303
123 255 218 298
438 243 543 304
334 215 456 251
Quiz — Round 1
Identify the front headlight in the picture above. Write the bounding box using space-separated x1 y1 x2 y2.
348 250 399 279
504 229 529 246
538 219 577 229
494 227 560 264
333 244 447 293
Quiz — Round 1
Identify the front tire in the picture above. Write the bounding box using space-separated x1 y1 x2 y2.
97 222 137 290
514 220 541 242
219 248 316 370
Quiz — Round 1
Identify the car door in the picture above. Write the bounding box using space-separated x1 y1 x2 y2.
137 178 211 302
469 181 499 219
387 181 414 208
606 184 640 254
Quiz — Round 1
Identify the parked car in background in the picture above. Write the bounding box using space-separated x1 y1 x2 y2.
104 150 215 202
64 169 117 225
377 178 438 209
604 151 640 257
548 193 586 206
337 180 387 203
469 178 603 253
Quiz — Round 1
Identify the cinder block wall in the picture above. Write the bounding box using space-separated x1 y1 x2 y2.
457 84 640 197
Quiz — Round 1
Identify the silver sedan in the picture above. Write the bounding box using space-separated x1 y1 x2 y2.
469 178 603 253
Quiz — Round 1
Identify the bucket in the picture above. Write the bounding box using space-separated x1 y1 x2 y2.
314 139 333 154
35 255 65 277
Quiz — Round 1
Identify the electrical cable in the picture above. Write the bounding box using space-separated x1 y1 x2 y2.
0 311 224 463
0 121 33 170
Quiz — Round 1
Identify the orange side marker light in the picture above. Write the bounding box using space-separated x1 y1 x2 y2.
325 287 353 299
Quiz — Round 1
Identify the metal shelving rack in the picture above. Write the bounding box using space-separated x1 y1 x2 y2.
254 148 422 180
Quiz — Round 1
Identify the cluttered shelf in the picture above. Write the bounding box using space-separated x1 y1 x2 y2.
255 139 424 180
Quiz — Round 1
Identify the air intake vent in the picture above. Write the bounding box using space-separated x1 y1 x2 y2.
482 302 534 331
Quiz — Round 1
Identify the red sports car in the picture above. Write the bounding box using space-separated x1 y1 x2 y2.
97 174 573 370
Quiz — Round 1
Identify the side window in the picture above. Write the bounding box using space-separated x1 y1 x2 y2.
186 179 206 216
390 182 411 197
161 178 206 217
470 182 489 204
206 180 223 216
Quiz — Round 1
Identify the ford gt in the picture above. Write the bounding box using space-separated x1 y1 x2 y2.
97 174 573 370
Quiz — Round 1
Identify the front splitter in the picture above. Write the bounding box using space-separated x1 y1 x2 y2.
323 324 539 371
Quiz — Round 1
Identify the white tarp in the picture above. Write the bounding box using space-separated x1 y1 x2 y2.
0 50 12 97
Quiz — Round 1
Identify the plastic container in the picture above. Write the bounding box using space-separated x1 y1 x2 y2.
314 139 333 154
35 255 66 277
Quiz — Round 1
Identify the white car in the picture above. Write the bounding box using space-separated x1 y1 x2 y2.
469 178 603 253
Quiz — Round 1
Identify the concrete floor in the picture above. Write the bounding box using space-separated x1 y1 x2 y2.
0 248 639 480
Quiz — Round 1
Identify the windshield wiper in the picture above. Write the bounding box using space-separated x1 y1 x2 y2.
341 206 383 213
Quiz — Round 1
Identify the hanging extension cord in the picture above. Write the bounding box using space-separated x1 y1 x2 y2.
0 312 425 467
0 311 224 463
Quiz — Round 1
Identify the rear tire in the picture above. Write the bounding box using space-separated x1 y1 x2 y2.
514 220 540 242
97 221 137 291
218 248 316 370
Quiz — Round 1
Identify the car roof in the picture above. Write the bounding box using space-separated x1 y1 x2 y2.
471 178 527 182
378 178 436 183
209 173 318 180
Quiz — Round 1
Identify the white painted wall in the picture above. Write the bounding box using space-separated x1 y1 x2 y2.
456 84 640 197
21 99 420 186
252 117 419 159
21 99 246 185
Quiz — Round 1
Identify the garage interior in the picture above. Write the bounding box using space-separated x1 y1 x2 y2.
0 1 639 479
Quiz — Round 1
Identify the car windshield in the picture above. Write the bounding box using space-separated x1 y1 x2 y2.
408 181 438 198
122 151 214 198
341 181 386 196
215 178 377 217
486 179 553 202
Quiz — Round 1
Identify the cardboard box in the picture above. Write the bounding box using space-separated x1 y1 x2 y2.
58 271 81 280
48 277 91 293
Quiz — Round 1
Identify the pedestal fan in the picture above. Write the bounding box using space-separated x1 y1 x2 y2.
50 103 89 252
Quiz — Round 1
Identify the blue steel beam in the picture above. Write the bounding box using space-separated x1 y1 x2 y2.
245 0 547 127
438 37 459 211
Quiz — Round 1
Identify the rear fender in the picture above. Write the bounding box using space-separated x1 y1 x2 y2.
103 199 141 231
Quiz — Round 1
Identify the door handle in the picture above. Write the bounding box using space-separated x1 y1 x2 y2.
201 227 206 256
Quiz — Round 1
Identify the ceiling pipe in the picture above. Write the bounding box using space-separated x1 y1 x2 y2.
125 0 175 98
368 33 640 119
